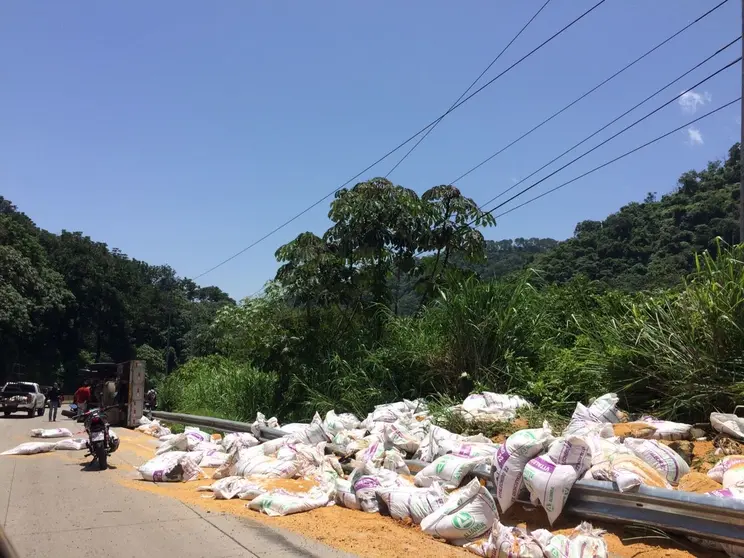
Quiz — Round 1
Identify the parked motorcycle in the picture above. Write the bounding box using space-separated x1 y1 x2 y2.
82 405 120 470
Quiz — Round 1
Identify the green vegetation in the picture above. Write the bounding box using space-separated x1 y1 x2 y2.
4 144 744 424
0 198 233 391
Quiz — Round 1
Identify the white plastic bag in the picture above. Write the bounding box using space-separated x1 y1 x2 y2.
30 428 72 438
420 478 498 544
623 438 689 485
415 454 485 490
493 423 554 513
53 438 88 451
1 442 57 455
138 451 203 482
248 487 331 516
376 483 446 525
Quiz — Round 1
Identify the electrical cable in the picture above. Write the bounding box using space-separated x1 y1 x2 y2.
448 0 732 186
490 97 741 219
192 0 609 281
477 56 741 217
474 49 741 214
384 0 553 178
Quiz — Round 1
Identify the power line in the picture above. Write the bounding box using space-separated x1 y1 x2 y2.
192 0 608 281
384 0 553 178
448 0 732 186
490 97 741 219
479 56 741 217
475 44 741 214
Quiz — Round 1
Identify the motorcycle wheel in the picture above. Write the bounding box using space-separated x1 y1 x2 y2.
94 442 107 470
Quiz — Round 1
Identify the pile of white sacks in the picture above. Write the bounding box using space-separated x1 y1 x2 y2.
1 427 90 455
134 393 744 557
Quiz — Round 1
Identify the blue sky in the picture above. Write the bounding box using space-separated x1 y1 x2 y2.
1 0 740 299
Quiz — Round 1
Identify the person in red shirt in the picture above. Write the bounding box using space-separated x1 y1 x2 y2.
74 381 91 417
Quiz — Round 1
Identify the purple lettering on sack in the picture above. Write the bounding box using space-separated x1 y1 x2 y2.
530 457 556 474
496 444 509 468
354 476 381 490
456 445 472 457
152 470 164 482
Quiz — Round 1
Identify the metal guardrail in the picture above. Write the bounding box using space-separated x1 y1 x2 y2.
148 411 744 547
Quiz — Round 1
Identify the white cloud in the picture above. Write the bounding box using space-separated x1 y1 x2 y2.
678 90 712 114
687 127 704 146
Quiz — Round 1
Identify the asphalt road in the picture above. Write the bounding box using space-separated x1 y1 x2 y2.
0 412 356 558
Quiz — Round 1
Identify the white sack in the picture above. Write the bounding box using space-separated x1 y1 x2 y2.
248 487 331 517
465 520 543 557
334 478 361 510
251 412 280 438
638 416 693 441
30 428 72 438
438 440 499 461
1 442 57 455
53 438 88 451
222 432 260 453
138 451 203 482
382 423 420 455
233 454 298 479
414 425 462 463
198 476 266 500
376 483 446 525
199 450 229 468
534 522 609 558
323 410 360 435
286 413 328 445
523 455 578 525
623 438 689 485
711 413 744 441
708 455 744 488
420 478 498 545
493 422 554 513
382 450 411 475
414 454 485 490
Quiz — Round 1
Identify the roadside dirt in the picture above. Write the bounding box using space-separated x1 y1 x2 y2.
117 430 729 558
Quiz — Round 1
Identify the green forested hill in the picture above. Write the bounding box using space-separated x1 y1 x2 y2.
533 144 741 290
0 197 233 387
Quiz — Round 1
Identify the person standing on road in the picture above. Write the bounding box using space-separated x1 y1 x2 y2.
74 381 91 418
47 383 62 421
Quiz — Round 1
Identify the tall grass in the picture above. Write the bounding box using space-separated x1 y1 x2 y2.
422 274 543 392
582 240 744 420
160 355 278 421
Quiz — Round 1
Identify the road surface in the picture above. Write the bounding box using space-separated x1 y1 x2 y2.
0 413 356 558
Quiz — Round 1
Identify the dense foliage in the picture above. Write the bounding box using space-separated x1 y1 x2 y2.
0 198 233 390
6 144 744 423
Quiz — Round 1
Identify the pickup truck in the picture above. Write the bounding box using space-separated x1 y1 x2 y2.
0 382 46 417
